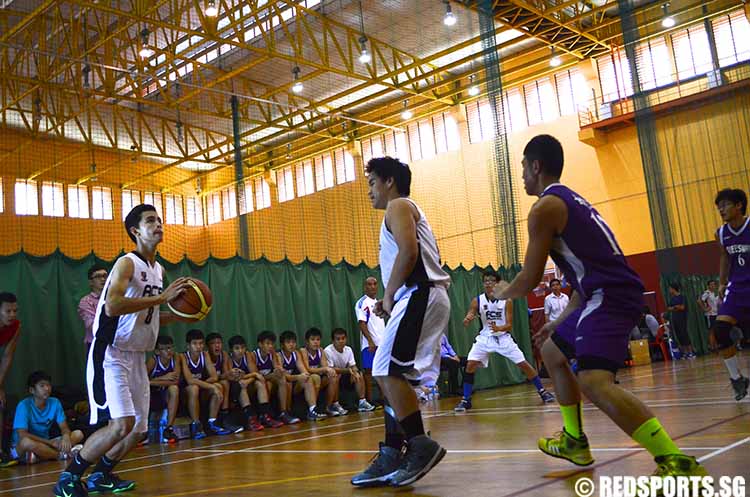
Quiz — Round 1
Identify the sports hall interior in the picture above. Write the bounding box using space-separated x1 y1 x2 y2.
0 0 749 496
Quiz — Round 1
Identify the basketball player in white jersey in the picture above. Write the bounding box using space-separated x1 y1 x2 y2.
455 270 554 411
54 204 190 497
351 157 451 488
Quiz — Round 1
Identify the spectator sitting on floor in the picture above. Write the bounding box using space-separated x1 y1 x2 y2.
12 371 84 464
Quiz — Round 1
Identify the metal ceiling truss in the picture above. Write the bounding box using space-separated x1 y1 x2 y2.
0 0 742 191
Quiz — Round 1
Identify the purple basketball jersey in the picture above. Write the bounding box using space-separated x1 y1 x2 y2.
307 348 322 367
281 350 299 374
150 356 174 378
718 218 750 295
542 184 644 299
254 349 273 374
231 354 250 374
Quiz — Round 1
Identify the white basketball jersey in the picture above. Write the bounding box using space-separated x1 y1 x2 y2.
93 252 164 352
477 293 508 337
379 199 450 293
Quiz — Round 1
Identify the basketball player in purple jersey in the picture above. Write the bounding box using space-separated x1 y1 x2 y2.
711 188 750 400
493 135 706 478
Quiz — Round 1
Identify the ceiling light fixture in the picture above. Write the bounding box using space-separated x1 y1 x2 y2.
549 47 562 67
205 0 218 17
401 100 413 120
139 28 154 58
291 66 303 93
358 35 371 64
661 3 675 28
443 1 457 26
468 75 480 96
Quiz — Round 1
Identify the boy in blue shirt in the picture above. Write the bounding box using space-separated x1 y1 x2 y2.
12 371 84 464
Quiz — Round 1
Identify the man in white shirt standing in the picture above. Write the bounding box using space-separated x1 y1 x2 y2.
324 328 376 412
699 280 720 329
355 276 384 404
544 279 569 323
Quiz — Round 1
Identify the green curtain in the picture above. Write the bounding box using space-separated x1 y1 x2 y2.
660 273 716 355
0 251 531 397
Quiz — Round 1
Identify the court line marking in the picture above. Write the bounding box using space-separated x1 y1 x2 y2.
0 411 452 494
486 379 738 401
441 397 750 416
185 446 722 454
0 413 389 483
697 436 750 463
151 470 360 497
502 412 750 497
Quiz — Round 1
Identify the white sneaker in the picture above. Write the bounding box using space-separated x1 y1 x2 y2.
358 399 376 412
333 402 348 415
326 405 341 417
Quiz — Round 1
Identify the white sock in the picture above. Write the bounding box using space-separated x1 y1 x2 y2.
309 405 316 412
724 356 742 380
208 417 216 423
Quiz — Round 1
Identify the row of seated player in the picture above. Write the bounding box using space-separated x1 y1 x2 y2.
148 327 377 443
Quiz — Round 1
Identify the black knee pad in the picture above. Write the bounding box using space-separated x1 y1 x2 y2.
711 320 735 350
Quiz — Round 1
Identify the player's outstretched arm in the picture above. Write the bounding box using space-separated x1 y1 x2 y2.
495 196 567 300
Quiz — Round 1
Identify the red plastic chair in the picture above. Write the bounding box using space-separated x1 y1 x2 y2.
649 324 670 362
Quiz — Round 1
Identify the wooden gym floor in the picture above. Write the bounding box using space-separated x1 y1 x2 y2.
2 355 748 497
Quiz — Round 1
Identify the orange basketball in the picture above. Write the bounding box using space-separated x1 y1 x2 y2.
167 278 212 322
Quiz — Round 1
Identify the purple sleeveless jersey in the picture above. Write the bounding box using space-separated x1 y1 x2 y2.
718 218 750 295
542 184 644 299
254 349 274 374
231 354 250 374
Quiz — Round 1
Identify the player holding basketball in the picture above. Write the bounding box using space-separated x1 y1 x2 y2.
351 157 450 488
711 188 750 400
53 204 191 497
455 269 554 412
493 136 706 478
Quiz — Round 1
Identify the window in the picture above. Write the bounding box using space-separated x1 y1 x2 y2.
91 186 113 220
334 149 356 184
444 114 461 151
239 180 253 214
186 196 204 226
633 37 673 91
406 122 422 161
314 154 334 190
164 194 184 225
207 192 222 224
276 167 295 202
41 181 64 217
121 190 141 220
370 135 384 159
555 69 590 116
14 179 38 215
143 192 163 217
221 186 237 219
254 177 271 209
68 185 89 219
504 88 528 132
295 160 315 197
712 10 750 67
418 118 436 160
597 48 634 102
524 78 558 125
672 25 713 80
382 130 409 161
